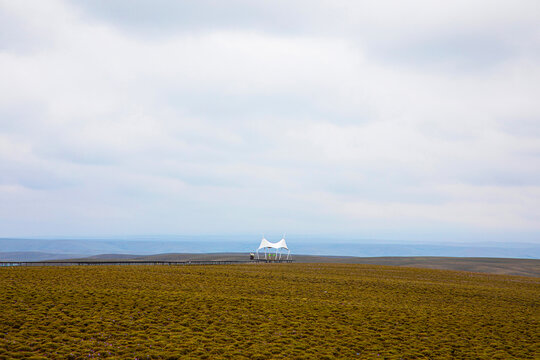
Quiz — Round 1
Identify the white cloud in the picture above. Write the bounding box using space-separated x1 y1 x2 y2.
0 0 539 240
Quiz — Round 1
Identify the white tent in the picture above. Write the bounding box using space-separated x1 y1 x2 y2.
256 236 290 260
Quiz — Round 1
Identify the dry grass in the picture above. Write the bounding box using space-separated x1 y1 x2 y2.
0 264 538 359
66 254 540 277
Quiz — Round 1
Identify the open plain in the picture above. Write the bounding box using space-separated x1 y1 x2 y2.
60 253 540 277
0 263 538 359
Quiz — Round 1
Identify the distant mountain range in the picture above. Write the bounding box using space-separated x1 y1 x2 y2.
0 251 83 261
1 237 539 260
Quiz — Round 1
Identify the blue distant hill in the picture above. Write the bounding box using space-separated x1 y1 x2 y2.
0 237 538 259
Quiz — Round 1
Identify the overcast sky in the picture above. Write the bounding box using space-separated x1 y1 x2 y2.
1 1 539 242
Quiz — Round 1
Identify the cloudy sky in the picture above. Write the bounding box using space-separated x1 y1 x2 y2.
1 0 539 242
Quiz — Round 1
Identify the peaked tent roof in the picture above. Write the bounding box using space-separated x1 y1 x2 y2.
257 237 289 250
275 238 289 250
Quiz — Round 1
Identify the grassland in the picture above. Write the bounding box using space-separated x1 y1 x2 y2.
66 253 540 277
0 264 538 359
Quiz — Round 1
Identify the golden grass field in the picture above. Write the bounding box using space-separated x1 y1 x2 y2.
0 264 538 359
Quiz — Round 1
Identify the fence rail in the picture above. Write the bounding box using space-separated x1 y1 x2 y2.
0 259 293 267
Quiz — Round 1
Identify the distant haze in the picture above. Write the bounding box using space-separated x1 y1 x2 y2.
0 1 539 243
0 237 538 259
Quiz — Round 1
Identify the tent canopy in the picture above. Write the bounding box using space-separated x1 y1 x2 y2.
257 237 288 250
256 236 291 260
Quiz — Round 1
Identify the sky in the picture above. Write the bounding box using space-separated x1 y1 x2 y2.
1 1 539 243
